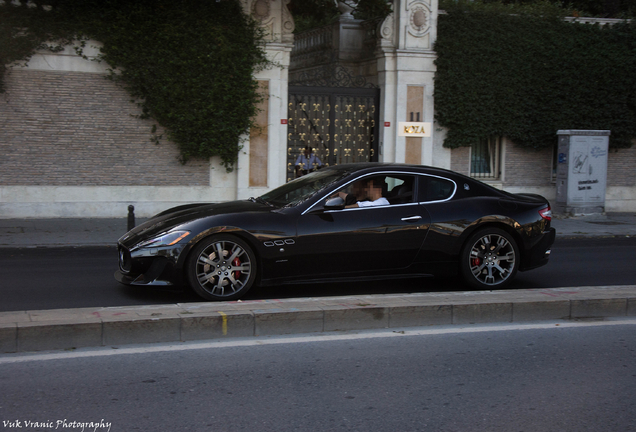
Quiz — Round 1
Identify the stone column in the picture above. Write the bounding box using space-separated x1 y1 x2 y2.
234 0 295 199
376 0 448 168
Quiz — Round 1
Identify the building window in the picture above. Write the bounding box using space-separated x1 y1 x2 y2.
470 136 501 179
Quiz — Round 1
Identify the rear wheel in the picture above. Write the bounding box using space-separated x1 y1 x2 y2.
186 234 256 301
460 228 519 289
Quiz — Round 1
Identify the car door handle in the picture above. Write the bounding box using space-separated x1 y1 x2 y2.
401 216 422 222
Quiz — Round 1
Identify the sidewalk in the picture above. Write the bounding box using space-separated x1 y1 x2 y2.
0 218 141 248
0 212 634 247
552 212 636 238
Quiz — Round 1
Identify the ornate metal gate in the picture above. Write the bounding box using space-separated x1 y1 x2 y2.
287 86 380 182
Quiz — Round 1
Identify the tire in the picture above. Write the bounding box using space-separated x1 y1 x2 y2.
186 234 257 301
460 228 519 289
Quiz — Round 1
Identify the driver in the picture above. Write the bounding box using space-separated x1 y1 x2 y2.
335 177 389 208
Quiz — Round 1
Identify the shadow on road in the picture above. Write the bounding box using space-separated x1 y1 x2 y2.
117 275 472 305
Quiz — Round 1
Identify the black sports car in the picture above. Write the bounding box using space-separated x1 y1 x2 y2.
116 163 555 301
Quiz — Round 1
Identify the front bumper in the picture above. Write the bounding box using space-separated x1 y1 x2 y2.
115 244 184 287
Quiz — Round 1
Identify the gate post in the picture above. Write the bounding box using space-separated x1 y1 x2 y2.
236 0 295 197
375 0 444 167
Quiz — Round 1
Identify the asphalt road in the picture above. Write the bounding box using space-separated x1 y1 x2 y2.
2 320 635 432
0 237 635 312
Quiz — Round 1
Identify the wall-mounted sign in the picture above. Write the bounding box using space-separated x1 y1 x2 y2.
384 122 391 127
398 122 432 137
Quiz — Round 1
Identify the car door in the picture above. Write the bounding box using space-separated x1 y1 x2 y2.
412 174 463 265
293 174 431 279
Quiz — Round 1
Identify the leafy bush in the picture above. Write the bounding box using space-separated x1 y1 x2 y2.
435 1 636 149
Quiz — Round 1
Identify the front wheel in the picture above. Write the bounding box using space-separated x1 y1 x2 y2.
460 228 519 289
186 234 257 301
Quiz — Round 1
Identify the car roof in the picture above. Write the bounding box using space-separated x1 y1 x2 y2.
323 162 464 179
321 163 506 198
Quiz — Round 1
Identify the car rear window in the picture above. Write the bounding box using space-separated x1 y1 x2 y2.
419 176 455 202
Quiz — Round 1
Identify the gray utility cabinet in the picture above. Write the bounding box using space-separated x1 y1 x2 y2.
555 130 610 215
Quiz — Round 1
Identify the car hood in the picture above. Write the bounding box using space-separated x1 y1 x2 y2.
119 200 273 246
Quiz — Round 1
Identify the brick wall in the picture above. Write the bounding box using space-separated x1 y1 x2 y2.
607 145 636 186
502 142 553 187
0 69 209 186
450 146 470 176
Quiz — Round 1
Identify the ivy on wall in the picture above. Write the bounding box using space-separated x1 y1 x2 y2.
0 0 269 169
434 1 636 150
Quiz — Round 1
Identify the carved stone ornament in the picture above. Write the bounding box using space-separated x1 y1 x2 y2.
252 0 271 21
282 0 295 42
337 1 357 19
378 13 395 49
380 13 394 39
408 2 431 37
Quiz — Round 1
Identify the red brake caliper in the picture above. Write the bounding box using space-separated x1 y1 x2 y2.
471 257 481 267
233 257 241 279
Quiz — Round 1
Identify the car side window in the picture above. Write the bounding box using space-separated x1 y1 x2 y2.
328 175 415 208
330 175 389 208
384 176 414 204
419 176 455 202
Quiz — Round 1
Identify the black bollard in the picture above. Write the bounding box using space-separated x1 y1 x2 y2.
127 205 136 231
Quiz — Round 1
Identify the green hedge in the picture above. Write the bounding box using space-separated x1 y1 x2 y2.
0 0 269 169
434 3 636 149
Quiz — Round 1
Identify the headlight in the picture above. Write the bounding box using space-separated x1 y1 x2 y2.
134 231 190 249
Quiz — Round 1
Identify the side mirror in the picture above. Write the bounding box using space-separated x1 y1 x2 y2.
324 196 345 210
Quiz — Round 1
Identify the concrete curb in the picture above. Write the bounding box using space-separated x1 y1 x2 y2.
1 285 635 353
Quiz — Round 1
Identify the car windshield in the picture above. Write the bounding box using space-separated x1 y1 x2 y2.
260 169 351 207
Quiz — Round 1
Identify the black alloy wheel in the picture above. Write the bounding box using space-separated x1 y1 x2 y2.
460 227 519 289
186 234 257 301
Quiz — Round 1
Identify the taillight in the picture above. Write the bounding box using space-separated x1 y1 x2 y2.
539 206 552 221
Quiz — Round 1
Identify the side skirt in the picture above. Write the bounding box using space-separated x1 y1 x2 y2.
259 273 434 287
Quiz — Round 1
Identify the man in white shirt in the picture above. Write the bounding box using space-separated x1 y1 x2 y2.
295 146 323 177
336 177 389 208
